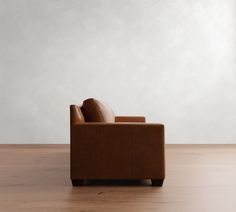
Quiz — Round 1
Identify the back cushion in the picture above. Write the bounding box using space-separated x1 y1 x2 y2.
81 98 115 122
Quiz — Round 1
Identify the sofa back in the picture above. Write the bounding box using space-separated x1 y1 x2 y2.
70 105 85 125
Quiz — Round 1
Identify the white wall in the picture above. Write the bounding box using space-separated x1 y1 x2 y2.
0 0 236 144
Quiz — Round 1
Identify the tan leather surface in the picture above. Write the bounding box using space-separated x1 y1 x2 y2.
70 105 85 125
81 98 115 122
115 116 146 123
71 122 165 180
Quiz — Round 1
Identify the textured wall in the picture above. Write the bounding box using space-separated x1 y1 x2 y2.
0 0 236 143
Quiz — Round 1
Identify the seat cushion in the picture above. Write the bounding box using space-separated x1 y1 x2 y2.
81 98 115 122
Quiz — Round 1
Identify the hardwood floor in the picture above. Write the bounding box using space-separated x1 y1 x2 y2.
0 145 236 211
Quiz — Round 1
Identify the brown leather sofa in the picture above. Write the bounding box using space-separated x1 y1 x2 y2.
70 98 165 186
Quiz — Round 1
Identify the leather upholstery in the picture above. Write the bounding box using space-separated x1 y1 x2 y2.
81 98 115 122
115 116 146 123
70 105 85 124
70 100 165 185
71 123 165 179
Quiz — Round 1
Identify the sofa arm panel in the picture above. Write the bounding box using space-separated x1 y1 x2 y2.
132 124 165 179
71 123 165 179
115 116 146 123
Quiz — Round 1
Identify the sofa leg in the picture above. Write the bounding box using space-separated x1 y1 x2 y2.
151 179 164 187
71 179 84 186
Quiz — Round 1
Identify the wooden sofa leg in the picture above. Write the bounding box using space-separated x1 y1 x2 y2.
71 179 84 186
151 179 164 187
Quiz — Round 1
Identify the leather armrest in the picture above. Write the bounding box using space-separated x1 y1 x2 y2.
71 122 165 179
71 123 164 142
115 116 146 123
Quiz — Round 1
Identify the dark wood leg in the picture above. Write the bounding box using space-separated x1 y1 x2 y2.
71 179 84 186
151 179 164 187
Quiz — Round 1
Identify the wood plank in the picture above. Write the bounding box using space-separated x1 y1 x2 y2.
0 144 236 211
